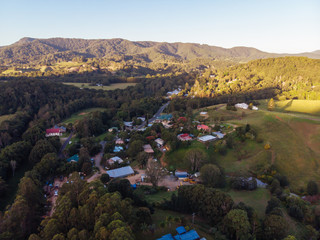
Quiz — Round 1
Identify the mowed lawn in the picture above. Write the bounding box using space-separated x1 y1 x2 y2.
145 191 177 204
63 82 137 90
227 188 271 218
62 107 107 124
258 99 320 116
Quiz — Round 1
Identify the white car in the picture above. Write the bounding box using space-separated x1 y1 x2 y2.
54 190 58 196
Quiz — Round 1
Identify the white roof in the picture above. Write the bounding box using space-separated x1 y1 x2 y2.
107 166 134 178
124 121 133 127
155 138 164 145
235 103 248 109
198 135 216 142
213 132 225 138
109 156 123 164
200 112 208 115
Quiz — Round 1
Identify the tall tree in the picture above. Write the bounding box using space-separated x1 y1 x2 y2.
146 160 166 187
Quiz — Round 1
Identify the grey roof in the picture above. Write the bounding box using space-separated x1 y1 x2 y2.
107 166 134 178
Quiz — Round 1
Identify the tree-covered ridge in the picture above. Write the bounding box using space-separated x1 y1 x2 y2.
188 57 320 100
1 37 320 65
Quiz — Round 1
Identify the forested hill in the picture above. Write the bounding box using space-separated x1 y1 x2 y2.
1 37 320 65
187 57 320 100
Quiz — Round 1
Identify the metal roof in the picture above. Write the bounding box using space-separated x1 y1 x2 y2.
198 135 216 142
107 166 134 178
174 230 200 240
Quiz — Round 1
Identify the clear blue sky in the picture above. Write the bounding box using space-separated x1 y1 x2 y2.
1 0 319 53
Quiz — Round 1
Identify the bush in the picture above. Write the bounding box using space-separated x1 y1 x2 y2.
264 143 271 150
100 173 110 184
307 181 318 196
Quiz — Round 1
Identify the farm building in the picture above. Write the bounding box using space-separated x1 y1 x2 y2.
107 166 134 178
107 156 124 165
197 124 210 131
143 144 154 154
177 133 192 141
67 154 79 163
213 131 225 139
175 171 188 179
200 111 208 116
46 128 62 137
157 226 200 240
198 135 216 143
155 138 165 147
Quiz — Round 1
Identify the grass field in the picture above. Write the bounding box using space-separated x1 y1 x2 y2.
227 188 271 218
258 99 320 116
145 190 176 204
0 114 15 125
63 82 137 90
62 107 107 124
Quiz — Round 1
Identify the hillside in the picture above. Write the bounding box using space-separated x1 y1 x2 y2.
1 37 320 65
187 57 320 100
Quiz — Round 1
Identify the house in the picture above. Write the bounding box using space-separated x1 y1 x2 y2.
177 133 192 141
107 166 134 178
198 135 216 143
124 121 133 129
115 139 124 145
67 154 79 163
137 117 146 122
155 138 164 147
143 144 154 154
54 125 66 132
197 124 210 131
158 114 173 121
158 226 200 240
113 146 124 153
199 111 208 116
252 106 259 110
213 132 225 139
46 128 62 137
107 156 124 165
235 103 249 109
175 171 188 179
162 121 173 129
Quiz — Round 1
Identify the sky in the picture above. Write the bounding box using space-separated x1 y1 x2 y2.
0 0 319 53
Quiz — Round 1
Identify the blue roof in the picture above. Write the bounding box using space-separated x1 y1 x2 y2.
176 226 186 235
158 114 173 120
107 166 134 178
113 146 124 153
157 234 174 240
175 171 188 177
67 154 79 163
174 230 200 240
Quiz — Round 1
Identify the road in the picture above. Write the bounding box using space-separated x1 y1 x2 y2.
87 141 106 182
59 132 73 158
136 101 170 130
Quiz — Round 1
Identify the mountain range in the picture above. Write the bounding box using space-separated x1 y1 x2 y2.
0 37 319 65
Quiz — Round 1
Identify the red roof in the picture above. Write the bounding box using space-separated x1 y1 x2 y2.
178 117 187 122
46 129 61 134
180 133 189 138
197 124 209 130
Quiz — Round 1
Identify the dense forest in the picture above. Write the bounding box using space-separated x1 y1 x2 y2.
187 57 320 101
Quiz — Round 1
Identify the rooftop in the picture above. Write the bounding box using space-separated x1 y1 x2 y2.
107 166 134 178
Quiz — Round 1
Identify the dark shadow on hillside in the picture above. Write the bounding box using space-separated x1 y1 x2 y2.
280 99 293 111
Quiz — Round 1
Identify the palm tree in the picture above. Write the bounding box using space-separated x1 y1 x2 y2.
141 223 149 234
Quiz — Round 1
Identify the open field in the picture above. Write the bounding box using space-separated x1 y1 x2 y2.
192 100 320 191
227 188 271 218
0 114 15 125
145 190 177 204
62 107 107 124
258 99 320 116
63 82 137 90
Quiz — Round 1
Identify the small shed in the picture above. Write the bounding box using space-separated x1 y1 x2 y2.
143 144 154 154
107 166 134 178
198 135 216 143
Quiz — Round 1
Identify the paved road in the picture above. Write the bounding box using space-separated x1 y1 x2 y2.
136 101 170 130
59 132 73 158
